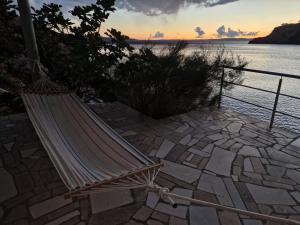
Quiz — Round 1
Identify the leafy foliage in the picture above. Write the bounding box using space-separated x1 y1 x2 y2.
115 42 247 118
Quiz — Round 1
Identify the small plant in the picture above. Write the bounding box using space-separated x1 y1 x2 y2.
114 41 247 119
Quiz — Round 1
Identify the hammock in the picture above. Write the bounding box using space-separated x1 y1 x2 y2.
21 91 162 198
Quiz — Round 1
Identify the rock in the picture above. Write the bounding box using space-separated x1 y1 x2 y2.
156 139 175 159
246 183 296 205
0 168 17 203
161 160 201 184
155 203 187 219
238 146 261 157
205 147 235 177
198 173 233 207
90 190 133 214
189 206 220 225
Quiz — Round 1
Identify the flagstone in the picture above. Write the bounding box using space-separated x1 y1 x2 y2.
155 203 187 219
188 147 210 158
90 190 133 214
176 124 189 133
227 122 243 133
291 138 300 148
171 188 193 205
267 148 300 164
29 196 72 218
291 192 300 204
179 135 191 145
266 165 286 177
205 147 235 176
242 219 263 225
146 192 159 209
223 178 246 210
156 139 175 159
238 146 261 157
0 168 17 203
189 206 219 225
197 173 233 207
161 160 201 184
208 133 224 141
246 183 296 205
286 169 300 184
45 210 80 225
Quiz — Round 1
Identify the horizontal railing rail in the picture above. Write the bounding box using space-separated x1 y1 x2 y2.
218 66 300 129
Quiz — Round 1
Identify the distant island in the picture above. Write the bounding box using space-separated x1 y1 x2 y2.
249 23 300 45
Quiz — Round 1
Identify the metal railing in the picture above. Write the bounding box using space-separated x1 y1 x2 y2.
218 66 300 129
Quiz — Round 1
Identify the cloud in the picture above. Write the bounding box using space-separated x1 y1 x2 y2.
152 31 164 39
195 27 205 38
116 0 239 16
217 25 258 38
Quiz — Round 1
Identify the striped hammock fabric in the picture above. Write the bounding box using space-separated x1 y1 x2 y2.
21 93 161 198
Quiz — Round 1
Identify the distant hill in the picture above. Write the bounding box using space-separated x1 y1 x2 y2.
128 38 251 45
249 23 300 45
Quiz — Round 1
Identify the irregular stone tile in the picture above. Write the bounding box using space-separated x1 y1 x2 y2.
286 169 300 184
179 135 191 145
151 211 169 222
4 143 14 151
197 173 233 207
243 172 263 180
187 138 199 146
291 191 300 204
202 144 214 153
147 219 164 225
262 181 294 190
185 153 194 161
238 146 261 157
291 138 300 148
133 206 152 221
189 206 220 225
125 220 144 225
223 178 246 210
273 205 297 214
45 210 80 225
146 192 159 209
155 203 187 219
156 139 175 159
244 158 254 172
219 211 242 225
227 122 243 133
258 204 273 215
208 133 224 141
161 160 201 184
246 183 296 205
235 182 259 212
266 165 286 177
176 124 189 133
169 216 188 225
0 168 17 203
242 219 263 225
171 188 193 205
267 148 300 164
193 190 219 204
188 147 210 157
90 190 133 214
29 196 72 218
250 158 266 174
205 147 235 177
230 143 243 153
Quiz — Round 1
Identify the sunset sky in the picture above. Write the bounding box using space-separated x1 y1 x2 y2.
30 0 300 40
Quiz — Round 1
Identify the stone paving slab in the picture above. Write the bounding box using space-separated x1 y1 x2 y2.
2 103 300 225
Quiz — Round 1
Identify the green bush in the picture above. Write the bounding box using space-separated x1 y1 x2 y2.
114 41 247 119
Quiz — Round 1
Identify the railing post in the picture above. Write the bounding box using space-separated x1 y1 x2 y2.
269 77 283 129
218 68 225 109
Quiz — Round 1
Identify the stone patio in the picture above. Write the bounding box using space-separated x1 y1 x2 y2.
1 102 300 225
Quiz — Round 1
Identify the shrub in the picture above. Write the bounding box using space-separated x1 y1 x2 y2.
114 41 247 119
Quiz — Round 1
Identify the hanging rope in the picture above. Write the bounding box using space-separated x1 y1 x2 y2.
149 186 300 225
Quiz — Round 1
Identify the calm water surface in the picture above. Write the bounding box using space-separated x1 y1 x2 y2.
137 42 300 133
